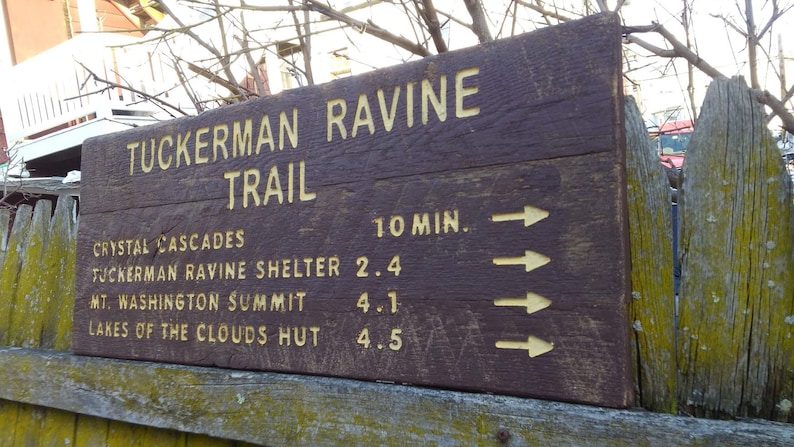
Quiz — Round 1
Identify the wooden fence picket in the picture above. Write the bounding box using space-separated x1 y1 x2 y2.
9 199 52 347
677 76 794 420
0 204 32 346
42 196 77 349
624 96 677 413
0 204 32 445
0 209 10 270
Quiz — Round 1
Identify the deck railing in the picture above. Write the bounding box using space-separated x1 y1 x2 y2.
0 33 193 148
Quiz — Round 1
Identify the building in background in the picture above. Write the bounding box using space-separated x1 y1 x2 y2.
0 0 168 178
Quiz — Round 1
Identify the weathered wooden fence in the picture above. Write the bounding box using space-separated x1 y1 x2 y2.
1 76 794 445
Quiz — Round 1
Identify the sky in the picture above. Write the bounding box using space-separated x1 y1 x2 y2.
619 0 794 125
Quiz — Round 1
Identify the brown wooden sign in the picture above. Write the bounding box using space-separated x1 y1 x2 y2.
73 14 632 407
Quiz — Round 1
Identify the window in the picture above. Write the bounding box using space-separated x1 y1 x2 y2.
329 48 351 79
277 41 305 89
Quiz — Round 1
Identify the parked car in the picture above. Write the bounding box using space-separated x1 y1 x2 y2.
652 119 693 170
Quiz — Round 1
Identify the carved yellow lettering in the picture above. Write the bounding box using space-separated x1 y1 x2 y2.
299 160 316 202
256 114 274 153
158 135 173 170
224 170 241 210
444 209 459 233
176 131 192 167
263 165 283 205
352 93 374 138
326 98 347 141
127 141 139 175
377 86 400 132
234 118 253 156
406 82 415 127
213 123 229 161
455 67 480 118
244 168 261 208
412 212 430 235
194 126 210 164
422 75 447 124
279 108 298 150
141 138 155 173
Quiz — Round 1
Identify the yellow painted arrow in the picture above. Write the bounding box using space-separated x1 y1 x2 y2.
493 250 550 272
492 205 549 227
494 292 552 314
495 336 554 358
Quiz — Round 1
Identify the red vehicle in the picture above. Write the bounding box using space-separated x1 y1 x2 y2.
652 120 693 170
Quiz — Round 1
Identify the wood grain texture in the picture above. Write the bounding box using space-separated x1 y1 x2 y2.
0 347 793 446
0 399 20 446
8 199 51 347
41 196 78 350
624 97 677 412
678 76 794 419
73 152 631 406
79 15 626 216
0 204 32 345
73 12 632 408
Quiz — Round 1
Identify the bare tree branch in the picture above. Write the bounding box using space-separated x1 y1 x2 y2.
745 0 760 89
179 0 302 13
182 58 253 100
515 0 575 22
753 89 794 133
237 27 266 95
304 0 431 56
435 8 474 32
74 62 188 116
288 0 315 85
463 0 493 43
757 0 794 41
171 55 204 112
158 1 246 100
529 0 552 27
710 13 747 37
594 0 609 13
417 0 449 53
624 24 726 79
783 83 794 104
682 0 698 120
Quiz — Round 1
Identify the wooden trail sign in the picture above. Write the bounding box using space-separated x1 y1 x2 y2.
73 13 632 407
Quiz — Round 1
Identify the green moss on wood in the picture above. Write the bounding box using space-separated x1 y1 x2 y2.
37 407 78 446
678 77 794 419
74 414 110 447
0 204 32 345
0 399 20 445
41 196 77 349
624 96 677 413
9 200 52 347
0 209 11 269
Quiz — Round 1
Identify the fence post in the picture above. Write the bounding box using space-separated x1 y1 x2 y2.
9 200 52 347
678 76 794 420
40 196 77 349
0 204 33 345
624 96 678 413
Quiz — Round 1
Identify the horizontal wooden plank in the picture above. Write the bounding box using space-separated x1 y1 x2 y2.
0 347 791 446
73 151 632 407
2 178 80 196
80 14 623 215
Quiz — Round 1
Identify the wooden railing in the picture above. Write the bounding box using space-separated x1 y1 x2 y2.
0 33 191 147
0 77 793 445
